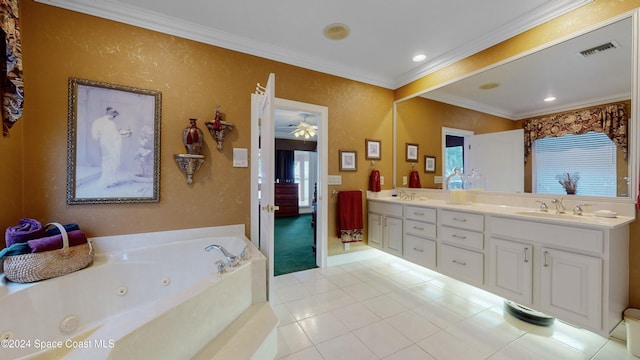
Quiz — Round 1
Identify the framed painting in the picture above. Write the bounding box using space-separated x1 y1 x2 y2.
66 78 162 204
365 139 381 160
339 150 357 171
425 155 436 173
406 143 419 162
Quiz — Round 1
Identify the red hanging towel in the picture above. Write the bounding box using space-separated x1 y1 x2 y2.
369 169 381 192
409 170 421 188
336 190 363 243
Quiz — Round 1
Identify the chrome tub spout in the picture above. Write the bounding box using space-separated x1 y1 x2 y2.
205 244 240 269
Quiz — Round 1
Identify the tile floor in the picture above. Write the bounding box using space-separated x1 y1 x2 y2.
271 251 635 360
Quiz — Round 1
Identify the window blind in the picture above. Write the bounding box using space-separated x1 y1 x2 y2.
533 132 616 197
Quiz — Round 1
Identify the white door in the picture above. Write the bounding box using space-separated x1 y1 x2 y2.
469 129 524 192
251 73 276 301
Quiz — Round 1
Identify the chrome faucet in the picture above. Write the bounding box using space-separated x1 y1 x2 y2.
551 197 566 214
536 200 549 212
205 245 240 271
573 203 591 215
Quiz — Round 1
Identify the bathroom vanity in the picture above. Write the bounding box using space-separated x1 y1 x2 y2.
367 197 631 336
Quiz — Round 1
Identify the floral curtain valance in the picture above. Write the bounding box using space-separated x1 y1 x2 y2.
523 102 628 162
0 0 23 136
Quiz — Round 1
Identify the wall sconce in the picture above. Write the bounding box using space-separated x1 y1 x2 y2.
174 154 205 184
205 106 234 150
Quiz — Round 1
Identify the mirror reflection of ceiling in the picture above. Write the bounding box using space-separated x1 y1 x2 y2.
38 0 591 89
274 109 319 140
422 17 632 120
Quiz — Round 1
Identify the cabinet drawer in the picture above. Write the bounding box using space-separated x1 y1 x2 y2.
439 244 483 285
403 235 436 268
439 209 484 231
404 205 437 223
404 219 436 239
489 217 604 254
368 201 403 217
439 226 483 250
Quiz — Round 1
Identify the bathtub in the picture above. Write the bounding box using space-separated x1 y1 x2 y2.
0 224 275 359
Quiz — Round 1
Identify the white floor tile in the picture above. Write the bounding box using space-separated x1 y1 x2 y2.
341 282 383 301
277 345 324 360
277 322 313 358
298 312 351 344
273 303 297 326
417 330 487 360
592 339 636 359
353 321 413 358
331 303 381 331
385 309 441 343
276 283 312 303
315 332 377 360
301 277 340 295
362 294 409 319
383 344 437 360
327 272 364 288
276 255 616 360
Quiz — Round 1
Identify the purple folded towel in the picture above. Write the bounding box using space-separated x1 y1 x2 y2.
27 230 88 253
5 218 46 247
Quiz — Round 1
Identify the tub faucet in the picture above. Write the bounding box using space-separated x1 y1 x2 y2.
551 197 566 214
205 245 240 268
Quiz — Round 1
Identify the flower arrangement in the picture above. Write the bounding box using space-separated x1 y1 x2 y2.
556 172 579 195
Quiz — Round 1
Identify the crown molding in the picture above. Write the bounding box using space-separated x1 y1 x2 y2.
36 0 591 90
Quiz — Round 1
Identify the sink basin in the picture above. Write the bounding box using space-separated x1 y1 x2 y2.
515 211 574 219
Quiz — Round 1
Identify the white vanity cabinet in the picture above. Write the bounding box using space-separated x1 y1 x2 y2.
403 205 437 268
368 201 403 256
488 216 628 335
438 209 485 286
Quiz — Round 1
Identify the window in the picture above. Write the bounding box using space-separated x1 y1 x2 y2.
533 132 616 197
294 151 311 207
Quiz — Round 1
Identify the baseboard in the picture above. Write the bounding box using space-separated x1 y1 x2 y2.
326 248 385 267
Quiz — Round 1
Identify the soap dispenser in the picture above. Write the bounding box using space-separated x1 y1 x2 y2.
446 167 468 204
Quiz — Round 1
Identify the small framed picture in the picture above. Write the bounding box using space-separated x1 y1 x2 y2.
406 143 419 162
365 139 381 160
425 155 436 173
339 150 357 171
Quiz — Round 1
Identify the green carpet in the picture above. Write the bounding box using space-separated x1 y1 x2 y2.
274 214 318 276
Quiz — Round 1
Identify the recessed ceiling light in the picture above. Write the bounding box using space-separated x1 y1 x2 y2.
544 96 557 102
323 23 350 40
479 82 500 90
412 54 426 62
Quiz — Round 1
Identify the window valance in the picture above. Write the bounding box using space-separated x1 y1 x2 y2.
1 0 23 136
523 102 628 162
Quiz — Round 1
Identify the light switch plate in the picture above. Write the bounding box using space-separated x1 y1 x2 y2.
434 176 443 184
402 176 407 186
328 175 342 185
380 176 384 185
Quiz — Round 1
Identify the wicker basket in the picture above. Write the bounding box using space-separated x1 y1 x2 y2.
3 222 93 283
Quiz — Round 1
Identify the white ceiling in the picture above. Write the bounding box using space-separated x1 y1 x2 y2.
423 16 633 120
37 0 591 90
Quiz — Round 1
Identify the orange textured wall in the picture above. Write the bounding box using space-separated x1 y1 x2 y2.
12 0 393 254
0 121 23 232
396 97 518 189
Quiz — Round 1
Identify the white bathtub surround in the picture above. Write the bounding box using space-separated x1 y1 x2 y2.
0 225 276 360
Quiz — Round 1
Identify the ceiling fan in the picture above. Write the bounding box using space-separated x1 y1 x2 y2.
290 120 317 139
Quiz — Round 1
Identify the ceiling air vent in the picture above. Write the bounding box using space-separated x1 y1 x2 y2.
579 41 620 57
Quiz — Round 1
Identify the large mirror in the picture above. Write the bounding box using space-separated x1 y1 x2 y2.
395 13 638 200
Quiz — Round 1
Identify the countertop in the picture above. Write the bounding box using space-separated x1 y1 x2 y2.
368 196 635 229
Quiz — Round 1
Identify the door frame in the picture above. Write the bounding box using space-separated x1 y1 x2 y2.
250 98 329 270
441 127 473 178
